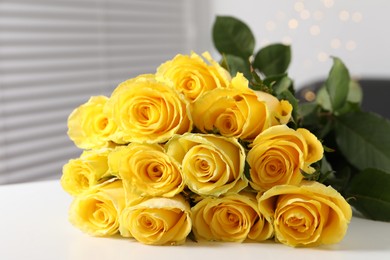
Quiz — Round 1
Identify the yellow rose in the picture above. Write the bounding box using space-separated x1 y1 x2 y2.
108 143 184 198
165 133 247 196
156 52 230 102
258 181 352 247
192 74 270 140
255 90 293 126
67 96 119 149
61 149 113 196
106 74 192 144
247 125 323 192
192 193 273 242
296 128 324 165
69 179 125 236
119 195 192 245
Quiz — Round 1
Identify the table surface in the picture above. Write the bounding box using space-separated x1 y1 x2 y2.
1 180 390 260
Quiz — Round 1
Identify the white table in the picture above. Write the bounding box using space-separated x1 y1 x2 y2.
1 180 390 260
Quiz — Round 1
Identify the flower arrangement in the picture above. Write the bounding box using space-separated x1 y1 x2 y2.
61 16 390 247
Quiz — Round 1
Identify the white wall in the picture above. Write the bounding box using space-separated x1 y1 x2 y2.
210 0 390 88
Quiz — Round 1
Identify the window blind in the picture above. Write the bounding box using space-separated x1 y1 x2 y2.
0 0 201 184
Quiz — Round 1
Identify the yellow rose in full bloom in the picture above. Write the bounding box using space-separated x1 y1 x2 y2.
69 179 125 236
106 74 192 144
67 96 119 149
258 181 352 247
255 90 293 125
156 52 230 102
61 149 113 196
192 193 273 242
165 133 247 196
192 73 270 141
119 195 192 245
108 143 184 198
247 125 323 192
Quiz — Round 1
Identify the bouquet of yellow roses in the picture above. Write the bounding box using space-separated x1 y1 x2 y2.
61 16 390 247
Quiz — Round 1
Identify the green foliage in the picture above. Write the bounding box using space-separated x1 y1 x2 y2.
345 168 390 221
212 16 255 59
272 76 294 95
335 112 390 173
221 54 252 79
212 15 390 222
253 44 291 77
325 57 350 113
316 80 363 117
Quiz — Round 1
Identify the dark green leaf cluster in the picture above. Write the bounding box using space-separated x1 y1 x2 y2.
212 15 390 222
213 16 298 124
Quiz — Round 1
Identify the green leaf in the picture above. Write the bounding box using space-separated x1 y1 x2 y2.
345 168 390 221
324 164 352 193
298 102 321 130
221 54 251 79
318 156 334 183
335 111 390 173
348 80 363 104
334 101 361 116
317 117 334 140
262 73 287 88
301 157 334 183
273 76 293 95
253 44 291 76
317 80 361 113
298 102 317 118
325 57 350 112
212 16 255 59
316 85 332 111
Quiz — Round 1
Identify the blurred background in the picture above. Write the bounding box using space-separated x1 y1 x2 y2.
1 0 389 184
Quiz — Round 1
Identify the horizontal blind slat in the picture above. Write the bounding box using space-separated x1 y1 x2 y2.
3 122 68 144
1 53 182 74
0 135 74 159
1 0 182 11
2 94 96 116
0 45 182 60
2 81 108 100
0 146 80 184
